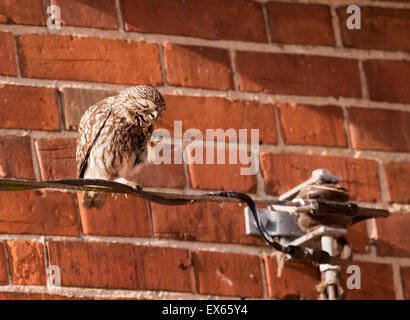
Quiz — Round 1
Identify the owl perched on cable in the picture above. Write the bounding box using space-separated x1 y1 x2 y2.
76 85 166 209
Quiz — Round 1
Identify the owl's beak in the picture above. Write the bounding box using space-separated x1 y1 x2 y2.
151 110 159 119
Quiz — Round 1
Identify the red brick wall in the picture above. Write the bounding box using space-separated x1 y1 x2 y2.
0 0 409 300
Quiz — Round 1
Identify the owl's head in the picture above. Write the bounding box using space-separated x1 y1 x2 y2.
119 85 166 121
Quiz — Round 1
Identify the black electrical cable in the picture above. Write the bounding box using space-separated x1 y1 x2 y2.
0 178 347 265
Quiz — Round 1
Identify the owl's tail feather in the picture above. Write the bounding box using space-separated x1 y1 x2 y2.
81 191 107 210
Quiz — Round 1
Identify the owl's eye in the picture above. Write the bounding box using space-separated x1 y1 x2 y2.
138 100 150 108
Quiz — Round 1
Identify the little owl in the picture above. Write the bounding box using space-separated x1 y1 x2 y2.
76 85 166 209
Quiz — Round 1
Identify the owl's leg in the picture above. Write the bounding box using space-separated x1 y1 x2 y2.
81 169 112 210
82 191 107 210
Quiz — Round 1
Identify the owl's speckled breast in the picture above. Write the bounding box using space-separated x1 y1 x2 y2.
93 113 153 179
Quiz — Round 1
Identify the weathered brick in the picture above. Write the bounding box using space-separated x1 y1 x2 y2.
134 162 186 189
384 162 410 204
60 87 118 131
50 0 118 29
260 153 380 202
134 246 193 292
341 261 395 300
402 267 410 300
163 43 233 90
0 0 46 25
151 201 265 246
188 147 258 193
6 241 46 285
192 251 263 297
365 60 410 104
263 257 319 299
0 32 17 76
376 213 410 257
0 136 36 179
47 242 193 291
122 0 267 42
236 52 362 98
158 95 277 144
267 2 334 46
77 193 151 238
47 241 141 289
345 221 369 254
0 242 8 285
35 138 77 180
338 6 410 52
349 108 410 152
0 84 60 131
278 103 347 147
18 34 163 85
0 191 79 236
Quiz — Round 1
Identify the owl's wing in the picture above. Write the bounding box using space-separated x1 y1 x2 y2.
76 97 113 178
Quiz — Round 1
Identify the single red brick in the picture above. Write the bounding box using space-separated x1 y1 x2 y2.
402 267 410 300
0 0 46 25
263 256 319 299
164 43 233 90
192 251 263 297
0 32 17 76
122 0 267 42
260 153 380 202
135 246 193 292
349 108 410 152
278 103 347 147
50 0 118 29
338 6 410 53
384 162 410 204
135 162 186 189
151 201 265 246
18 34 163 85
236 52 362 98
267 2 334 46
47 241 141 289
60 87 118 131
77 193 151 238
0 190 79 236
0 136 36 179
35 138 77 180
47 241 193 292
6 241 46 285
345 221 369 254
188 147 258 193
341 261 395 300
365 60 410 104
0 242 8 285
158 95 277 145
0 84 60 131
375 213 410 257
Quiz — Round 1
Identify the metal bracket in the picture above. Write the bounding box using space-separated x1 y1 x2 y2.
243 168 389 300
244 207 304 239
